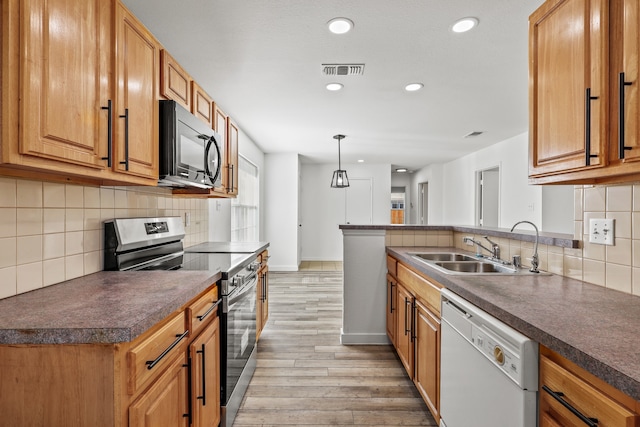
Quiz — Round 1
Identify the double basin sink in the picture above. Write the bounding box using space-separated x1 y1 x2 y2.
410 252 546 275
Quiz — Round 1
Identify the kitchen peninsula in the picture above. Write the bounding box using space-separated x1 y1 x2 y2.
340 224 640 403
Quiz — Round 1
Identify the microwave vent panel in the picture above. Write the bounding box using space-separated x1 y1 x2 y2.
322 64 365 76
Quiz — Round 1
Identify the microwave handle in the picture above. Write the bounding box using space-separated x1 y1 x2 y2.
205 136 222 185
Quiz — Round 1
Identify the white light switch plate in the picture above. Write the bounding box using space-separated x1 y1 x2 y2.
589 218 614 245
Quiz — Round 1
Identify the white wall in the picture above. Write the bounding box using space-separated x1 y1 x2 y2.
409 163 444 225
264 153 300 270
208 128 265 241
542 185 574 233
300 163 391 261
441 132 543 228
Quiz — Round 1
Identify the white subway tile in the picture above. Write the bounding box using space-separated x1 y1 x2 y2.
16 235 42 264
16 208 43 236
84 186 101 208
16 262 43 293
16 180 43 208
65 254 84 280
0 208 16 238
43 258 65 287
43 182 66 208
0 266 17 299
43 208 65 234
0 177 17 208
65 184 84 208
65 231 84 256
43 233 65 260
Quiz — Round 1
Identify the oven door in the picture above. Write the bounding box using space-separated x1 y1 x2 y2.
221 272 257 404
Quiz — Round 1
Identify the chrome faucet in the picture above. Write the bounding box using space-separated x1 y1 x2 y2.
510 220 540 273
463 236 500 260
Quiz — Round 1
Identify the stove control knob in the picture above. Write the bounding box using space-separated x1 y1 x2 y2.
248 262 260 271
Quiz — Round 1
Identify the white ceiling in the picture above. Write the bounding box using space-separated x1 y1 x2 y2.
122 0 544 170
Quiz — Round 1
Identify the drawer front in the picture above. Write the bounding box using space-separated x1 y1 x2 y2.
187 287 219 338
540 355 640 427
387 255 397 277
128 312 187 395
397 263 441 317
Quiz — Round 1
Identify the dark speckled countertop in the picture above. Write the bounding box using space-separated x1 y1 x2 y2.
387 246 640 401
0 270 221 345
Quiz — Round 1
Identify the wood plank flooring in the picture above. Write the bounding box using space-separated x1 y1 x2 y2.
233 271 437 427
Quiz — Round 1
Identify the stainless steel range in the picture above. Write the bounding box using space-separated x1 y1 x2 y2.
104 217 260 427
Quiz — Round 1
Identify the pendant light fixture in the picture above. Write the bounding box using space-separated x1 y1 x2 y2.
330 134 350 188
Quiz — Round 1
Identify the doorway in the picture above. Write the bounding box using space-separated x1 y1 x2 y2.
476 167 500 227
390 187 406 224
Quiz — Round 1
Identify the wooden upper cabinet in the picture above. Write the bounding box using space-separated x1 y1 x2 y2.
227 119 239 196
161 49 192 110
214 104 230 194
18 0 112 170
113 2 160 180
611 0 640 163
529 0 608 178
191 82 214 127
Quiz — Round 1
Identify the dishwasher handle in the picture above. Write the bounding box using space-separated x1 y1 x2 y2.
443 299 471 319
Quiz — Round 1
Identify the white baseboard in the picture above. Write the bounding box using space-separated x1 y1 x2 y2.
340 330 391 345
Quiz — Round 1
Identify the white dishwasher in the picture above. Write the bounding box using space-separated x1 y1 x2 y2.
440 289 538 427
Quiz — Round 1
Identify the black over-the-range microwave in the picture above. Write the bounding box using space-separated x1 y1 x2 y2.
158 99 224 189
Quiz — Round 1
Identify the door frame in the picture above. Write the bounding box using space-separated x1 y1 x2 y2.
419 182 429 225
475 165 500 227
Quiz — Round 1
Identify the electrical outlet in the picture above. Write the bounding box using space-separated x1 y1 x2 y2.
589 218 614 245
464 236 474 246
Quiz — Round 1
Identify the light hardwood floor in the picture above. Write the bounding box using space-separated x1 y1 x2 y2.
233 271 437 427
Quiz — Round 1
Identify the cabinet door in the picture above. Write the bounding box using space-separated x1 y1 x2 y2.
114 2 159 180
414 300 440 422
227 120 239 196
213 104 229 194
129 353 189 427
386 274 396 346
191 82 214 127
529 0 608 176
617 0 640 161
160 49 191 110
190 317 221 427
20 0 111 169
395 284 413 376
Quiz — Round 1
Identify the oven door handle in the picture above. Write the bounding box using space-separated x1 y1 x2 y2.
226 275 258 311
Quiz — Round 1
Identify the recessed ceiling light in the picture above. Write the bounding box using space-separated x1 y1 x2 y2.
326 83 343 91
358 159 364 163
405 83 424 92
395 168 408 173
451 17 479 33
328 17 354 34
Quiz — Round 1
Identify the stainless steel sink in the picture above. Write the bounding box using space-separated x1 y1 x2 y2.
412 252 478 262
434 261 516 274
410 252 549 275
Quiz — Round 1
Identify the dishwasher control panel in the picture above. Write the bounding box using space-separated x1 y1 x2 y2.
472 326 521 385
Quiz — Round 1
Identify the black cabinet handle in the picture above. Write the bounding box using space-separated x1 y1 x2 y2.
183 358 192 423
101 100 112 167
411 300 417 342
585 88 599 166
119 108 129 171
196 344 207 406
619 72 633 159
227 164 235 192
542 385 598 427
145 330 189 370
388 281 395 314
197 299 221 322
404 297 410 336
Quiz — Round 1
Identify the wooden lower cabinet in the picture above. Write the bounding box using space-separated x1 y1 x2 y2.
190 317 221 427
0 284 222 427
385 274 397 345
395 283 414 375
129 352 190 427
387 256 441 423
540 347 640 427
257 250 270 340
414 300 440 419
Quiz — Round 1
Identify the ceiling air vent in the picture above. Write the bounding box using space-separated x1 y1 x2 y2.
322 64 365 76
464 131 484 138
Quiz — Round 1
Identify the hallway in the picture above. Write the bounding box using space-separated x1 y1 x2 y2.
233 271 437 426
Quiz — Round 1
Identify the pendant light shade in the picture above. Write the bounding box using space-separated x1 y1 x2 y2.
330 134 350 188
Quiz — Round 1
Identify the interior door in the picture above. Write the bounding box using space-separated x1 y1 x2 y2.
345 178 372 225
477 168 499 227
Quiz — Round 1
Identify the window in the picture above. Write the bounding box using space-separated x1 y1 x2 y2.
231 155 259 241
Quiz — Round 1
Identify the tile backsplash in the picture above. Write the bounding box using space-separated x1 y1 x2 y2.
0 177 209 299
